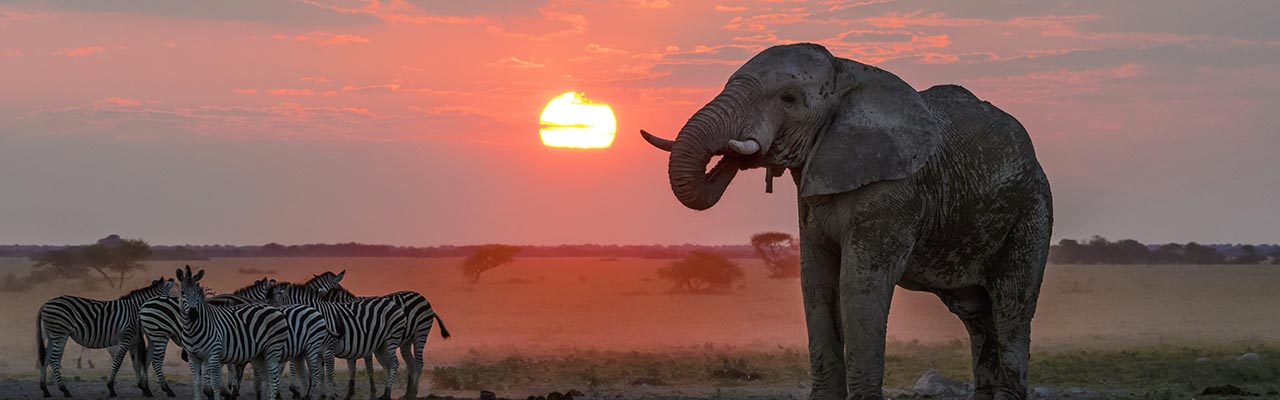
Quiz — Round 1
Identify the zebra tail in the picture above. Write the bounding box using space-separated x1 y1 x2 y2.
433 313 451 340
35 311 46 368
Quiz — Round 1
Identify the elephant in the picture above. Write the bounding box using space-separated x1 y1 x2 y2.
641 43 1052 400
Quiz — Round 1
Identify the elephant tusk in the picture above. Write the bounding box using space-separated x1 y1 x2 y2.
640 130 675 152
728 139 760 155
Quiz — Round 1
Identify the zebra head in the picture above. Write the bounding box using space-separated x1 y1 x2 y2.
175 265 207 321
125 276 175 301
305 270 345 294
232 277 278 301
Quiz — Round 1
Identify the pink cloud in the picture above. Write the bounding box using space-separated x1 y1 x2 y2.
268 88 316 96
58 46 104 57
287 32 370 46
488 57 545 69
714 5 748 12
94 97 141 107
232 88 259 94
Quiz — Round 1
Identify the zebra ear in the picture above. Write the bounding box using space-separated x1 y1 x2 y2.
192 269 205 282
337 270 346 281
175 268 185 281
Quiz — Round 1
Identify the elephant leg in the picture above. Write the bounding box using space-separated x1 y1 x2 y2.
987 215 1049 400
837 245 902 400
799 239 845 400
937 288 998 400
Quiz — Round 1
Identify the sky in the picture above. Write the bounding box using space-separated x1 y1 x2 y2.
0 0 1277 246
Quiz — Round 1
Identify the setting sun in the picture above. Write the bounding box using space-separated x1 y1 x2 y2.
539 92 616 149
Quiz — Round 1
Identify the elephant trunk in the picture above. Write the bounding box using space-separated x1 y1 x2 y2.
667 81 753 210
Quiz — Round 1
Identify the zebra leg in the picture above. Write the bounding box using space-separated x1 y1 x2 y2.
131 337 154 397
205 354 223 400
146 336 175 397
190 355 205 400
231 364 248 400
344 358 356 400
373 349 398 400
107 344 130 397
44 334 74 397
267 345 286 400
364 356 376 399
288 358 302 399
400 332 427 400
323 348 336 400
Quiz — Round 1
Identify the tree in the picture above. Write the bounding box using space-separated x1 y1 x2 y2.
459 244 522 283
1230 245 1266 264
1182 242 1225 264
657 251 745 294
750 232 800 278
30 236 152 289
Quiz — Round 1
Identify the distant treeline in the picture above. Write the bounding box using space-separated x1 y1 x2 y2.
2 235 1277 264
1049 236 1280 265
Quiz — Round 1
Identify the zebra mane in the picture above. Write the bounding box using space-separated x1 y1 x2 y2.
231 278 272 296
119 279 166 300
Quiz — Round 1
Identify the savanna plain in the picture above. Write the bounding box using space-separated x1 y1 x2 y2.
4 257 1280 399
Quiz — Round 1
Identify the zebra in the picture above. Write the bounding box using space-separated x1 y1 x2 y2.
306 271 452 400
267 282 406 400
138 296 183 397
36 277 174 398
225 304 336 400
176 266 290 400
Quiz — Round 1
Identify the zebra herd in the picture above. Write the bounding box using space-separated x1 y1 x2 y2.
35 266 451 400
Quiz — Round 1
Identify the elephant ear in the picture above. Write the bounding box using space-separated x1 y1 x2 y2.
799 59 942 197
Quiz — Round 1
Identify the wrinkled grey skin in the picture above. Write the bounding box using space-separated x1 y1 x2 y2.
642 43 1052 400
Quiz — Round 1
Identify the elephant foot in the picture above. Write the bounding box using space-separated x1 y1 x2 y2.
59 384 72 398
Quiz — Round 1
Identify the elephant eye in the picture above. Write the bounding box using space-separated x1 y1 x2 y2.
780 93 797 104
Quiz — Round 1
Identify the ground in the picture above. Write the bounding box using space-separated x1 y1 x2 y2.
4 257 1280 399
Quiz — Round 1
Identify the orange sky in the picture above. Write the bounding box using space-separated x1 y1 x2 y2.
1 1 1278 246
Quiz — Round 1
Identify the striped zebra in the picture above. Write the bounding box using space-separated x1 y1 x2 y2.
36 277 174 398
176 266 290 400
306 271 452 400
225 304 336 400
267 282 406 400
138 296 183 397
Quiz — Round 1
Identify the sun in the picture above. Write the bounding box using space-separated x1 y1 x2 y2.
539 92 616 149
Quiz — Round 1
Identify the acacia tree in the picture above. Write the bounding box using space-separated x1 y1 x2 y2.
459 244 522 283
30 237 152 289
657 251 744 294
750 232 800 278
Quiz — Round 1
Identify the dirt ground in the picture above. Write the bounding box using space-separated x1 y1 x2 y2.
4 257 1280 399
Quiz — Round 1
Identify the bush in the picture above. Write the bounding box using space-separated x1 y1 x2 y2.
657 251 744 294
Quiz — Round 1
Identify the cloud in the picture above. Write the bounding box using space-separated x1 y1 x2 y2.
268 88 316 96
284 32 371 46
4 49 21 57
94 97 142 108
488 56 545 69
24 0 379 25
232 88 259 94
714 5 748 12
585 43 626 54
57 46 104 57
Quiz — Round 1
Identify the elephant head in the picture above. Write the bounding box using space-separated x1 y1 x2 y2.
642 43 943 209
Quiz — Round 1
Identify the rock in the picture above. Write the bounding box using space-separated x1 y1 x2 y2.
547 392 565 400
479 390 497 400
1068 387 1087 395
1032 386 1055 398
912 369 967 397
565 389 585 397
1202 384 1254 396
1237 352 1262 361
1195 357 1212 363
